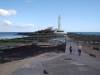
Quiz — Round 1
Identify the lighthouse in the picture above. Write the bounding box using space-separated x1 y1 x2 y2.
58 15 61 31
55 15 64 33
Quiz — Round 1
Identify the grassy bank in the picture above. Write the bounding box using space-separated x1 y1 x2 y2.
0 36 34 46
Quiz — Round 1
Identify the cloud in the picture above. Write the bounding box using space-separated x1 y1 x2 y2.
0 20 13 28
0 20 12 32
1 20 13 26
0 9 16 16
15 24 34 28
12 23 34 32
0 21 34 32
26 24 34 27
4 20 12 25
0 20 13 27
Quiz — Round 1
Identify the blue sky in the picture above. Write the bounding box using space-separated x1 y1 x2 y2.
0 0 100 32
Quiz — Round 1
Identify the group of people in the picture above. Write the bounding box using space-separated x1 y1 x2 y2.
69 45 82 56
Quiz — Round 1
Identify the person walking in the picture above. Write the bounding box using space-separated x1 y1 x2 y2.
69 45 72 55
78 45 82 56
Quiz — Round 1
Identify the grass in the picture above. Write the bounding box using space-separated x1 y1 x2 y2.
0 37 33 46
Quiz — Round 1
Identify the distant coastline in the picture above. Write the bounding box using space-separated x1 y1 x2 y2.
68 32 100 36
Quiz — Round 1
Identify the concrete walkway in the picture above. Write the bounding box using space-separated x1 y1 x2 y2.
10 48 100 75
8 39 100 75
65 41 100 70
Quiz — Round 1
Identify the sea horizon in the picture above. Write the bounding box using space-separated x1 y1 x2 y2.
0 32 28 39
0 32 100 40
67 32 100 35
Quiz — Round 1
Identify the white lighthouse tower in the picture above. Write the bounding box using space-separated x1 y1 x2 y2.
55 15 64 34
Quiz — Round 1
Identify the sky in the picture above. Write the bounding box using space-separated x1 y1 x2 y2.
0 0 100 32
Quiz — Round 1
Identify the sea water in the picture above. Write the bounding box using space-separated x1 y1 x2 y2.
74 32 100 35
0 32 26 39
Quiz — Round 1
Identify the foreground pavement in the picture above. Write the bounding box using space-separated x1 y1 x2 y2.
0 41 100 75
10 50 100 75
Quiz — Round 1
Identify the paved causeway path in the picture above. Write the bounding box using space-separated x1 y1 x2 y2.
1 38 100 75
